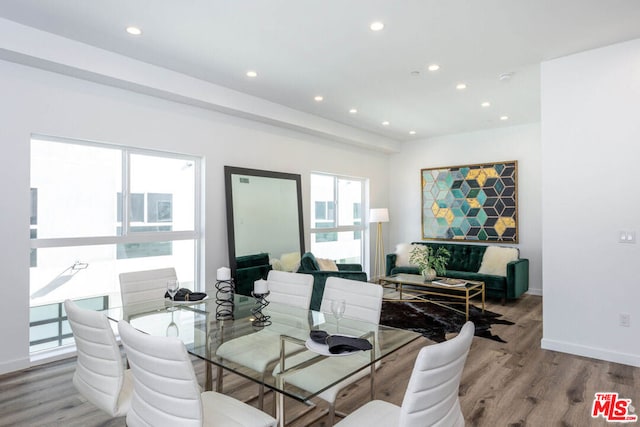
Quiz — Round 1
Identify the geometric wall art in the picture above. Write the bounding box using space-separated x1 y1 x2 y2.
421 160 518 242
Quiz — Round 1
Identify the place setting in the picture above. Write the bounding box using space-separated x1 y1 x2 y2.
164 279 209 309
304 299 374 357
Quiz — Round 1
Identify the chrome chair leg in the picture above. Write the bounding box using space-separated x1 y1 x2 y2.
258 383 265 409
328 402 336 426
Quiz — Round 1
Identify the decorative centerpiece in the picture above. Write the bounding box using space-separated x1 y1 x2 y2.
409 245 450 281
215 267 235 320
251 279 272 327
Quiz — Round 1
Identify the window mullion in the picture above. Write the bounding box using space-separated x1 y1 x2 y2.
310 225 362 233
333 176 339 227
121 150 130 237
31 231 199 248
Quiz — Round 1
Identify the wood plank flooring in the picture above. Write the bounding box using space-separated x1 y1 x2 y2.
0 294 637 426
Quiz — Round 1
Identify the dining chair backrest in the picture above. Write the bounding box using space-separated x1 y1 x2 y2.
320 277 383 324
266 270 314 309
398 321 474 427
119 267 177 306
285 277 383 425
118 320 203 427
64 299 131 417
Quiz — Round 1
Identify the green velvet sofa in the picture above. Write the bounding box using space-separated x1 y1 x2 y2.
385 242 529 302
297 252 368 310
234 253 272 296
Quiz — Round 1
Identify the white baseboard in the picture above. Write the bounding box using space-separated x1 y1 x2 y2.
30 345 77 368
526 288 543 296
0 347 79 375
0 356 30 375
541 338 640 368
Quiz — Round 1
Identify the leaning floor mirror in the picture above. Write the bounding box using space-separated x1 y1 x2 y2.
224 166 305 295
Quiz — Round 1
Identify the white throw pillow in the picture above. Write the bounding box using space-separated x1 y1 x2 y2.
317 258 339 271
280 252 301 272
477 246 519 276
270 258 283 271
395 243 419 267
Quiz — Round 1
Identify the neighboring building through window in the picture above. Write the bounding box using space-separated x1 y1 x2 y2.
116 192 173 259
310 173 366 264
29 136 202 354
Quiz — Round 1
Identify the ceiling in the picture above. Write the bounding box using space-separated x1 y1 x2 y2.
2 0 640 142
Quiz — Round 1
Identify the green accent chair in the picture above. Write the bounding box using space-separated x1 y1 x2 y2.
296 252 368 310
234 253 272 296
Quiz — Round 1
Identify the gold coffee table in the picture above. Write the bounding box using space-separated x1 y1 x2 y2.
380 273 485 321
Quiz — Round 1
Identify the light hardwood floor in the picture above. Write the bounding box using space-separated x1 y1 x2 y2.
0 294 637 426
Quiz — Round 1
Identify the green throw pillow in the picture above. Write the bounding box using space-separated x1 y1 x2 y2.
300 252 320 271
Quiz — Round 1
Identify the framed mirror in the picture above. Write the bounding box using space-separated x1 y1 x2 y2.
224 166 305 295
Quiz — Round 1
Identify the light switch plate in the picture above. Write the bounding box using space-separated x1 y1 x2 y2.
619 231 636 243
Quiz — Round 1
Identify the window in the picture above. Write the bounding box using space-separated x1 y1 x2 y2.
29 136 202 354
30 188 38 267
310 173 366 264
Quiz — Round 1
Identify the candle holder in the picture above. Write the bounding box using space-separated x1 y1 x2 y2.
215 278 235 320
251 291 271 327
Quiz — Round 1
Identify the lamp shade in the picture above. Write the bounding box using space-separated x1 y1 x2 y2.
369 208 389 223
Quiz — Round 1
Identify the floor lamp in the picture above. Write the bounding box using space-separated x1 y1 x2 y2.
370 208 389 283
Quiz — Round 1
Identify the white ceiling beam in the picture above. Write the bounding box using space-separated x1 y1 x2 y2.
0 18 400 153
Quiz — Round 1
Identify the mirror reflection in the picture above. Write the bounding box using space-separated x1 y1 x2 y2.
224 166 304 295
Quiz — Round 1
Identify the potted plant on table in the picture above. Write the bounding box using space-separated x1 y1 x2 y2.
409 245 450 281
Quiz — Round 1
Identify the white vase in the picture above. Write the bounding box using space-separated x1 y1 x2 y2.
421 268 436 281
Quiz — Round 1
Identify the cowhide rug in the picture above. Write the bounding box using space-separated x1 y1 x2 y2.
380 299 514 343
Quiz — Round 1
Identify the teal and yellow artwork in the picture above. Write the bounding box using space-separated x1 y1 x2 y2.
421 161 518 242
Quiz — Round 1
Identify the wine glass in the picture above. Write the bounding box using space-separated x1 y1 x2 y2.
331 299 346 333
167 280 179 311
166 311 179 337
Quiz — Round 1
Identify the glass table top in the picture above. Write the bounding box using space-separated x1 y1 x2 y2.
105 294 421 402
382 273 483 289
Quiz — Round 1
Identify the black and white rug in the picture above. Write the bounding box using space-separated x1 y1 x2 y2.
380 299 514 343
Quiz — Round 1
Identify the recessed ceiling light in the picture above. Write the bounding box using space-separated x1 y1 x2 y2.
481 101 491 108
349 108 358 114
246 70 258 78
500 115 509 121
370 21 384 31
499 72 514 82
382 121 390 126
456 83 467 90
409 130 417 135
314 95 324 102
427 64 440 72
126 26 142 36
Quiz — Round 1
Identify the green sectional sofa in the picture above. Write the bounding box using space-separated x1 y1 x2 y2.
297 252 368 310
385 242 529 302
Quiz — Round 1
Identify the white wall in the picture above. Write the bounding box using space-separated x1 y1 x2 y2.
388 123 543 295
541 39 640 367
0 59 389 374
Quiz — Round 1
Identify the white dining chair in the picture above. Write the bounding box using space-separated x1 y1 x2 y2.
118 267 177 306
64 299 133 417
215 271 314 410
278 277 384 425
266 270 314 309
334 321 475 427
118 320 277 427
319 276 383 324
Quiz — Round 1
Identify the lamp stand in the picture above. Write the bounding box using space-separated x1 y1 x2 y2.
373 221 385 283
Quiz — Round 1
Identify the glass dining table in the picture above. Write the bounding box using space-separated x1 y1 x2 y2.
106 294 421 427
